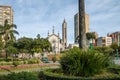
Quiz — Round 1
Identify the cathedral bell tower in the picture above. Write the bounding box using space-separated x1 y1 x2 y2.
62 19 67 49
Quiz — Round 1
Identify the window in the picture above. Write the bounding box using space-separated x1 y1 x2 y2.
52 40 56 43
7 16 10 19
7 8 10 10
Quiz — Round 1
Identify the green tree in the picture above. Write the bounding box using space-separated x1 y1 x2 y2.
5 40 15 48
0 35 3 50
5 46 18 59
75 32 96 43
31 34 51 56
118 46 120 54
86 32 96 49
30 34 42 56
5 40 18 58
16 37 33 53
52 56 57 63
40 38 51 52
0 36 3 57
75 36 79 43
110 42 119 50
0 20 19 43
15 37 33 58
37 34 40 39
0 20 19 59
110 42 119 57
86 32 96 40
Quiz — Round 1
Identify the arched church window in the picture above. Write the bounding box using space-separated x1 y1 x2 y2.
52 40 56 43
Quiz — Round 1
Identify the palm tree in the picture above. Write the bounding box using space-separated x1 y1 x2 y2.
86 32 96 40
0 20 19 42
79 0 87 50
86 32 96 49
76 33 96 43
0 19 19 59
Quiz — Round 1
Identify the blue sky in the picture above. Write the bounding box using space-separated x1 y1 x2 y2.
0 0 120 44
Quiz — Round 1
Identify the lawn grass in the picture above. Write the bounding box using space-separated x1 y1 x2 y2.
0 63 59 75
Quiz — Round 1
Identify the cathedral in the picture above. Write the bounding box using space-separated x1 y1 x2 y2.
47 19 67 54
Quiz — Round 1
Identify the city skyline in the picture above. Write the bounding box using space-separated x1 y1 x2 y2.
0 0 120 44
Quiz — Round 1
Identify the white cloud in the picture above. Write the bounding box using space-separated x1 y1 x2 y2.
85 0 120 37
14 0 78 44
0 0 120 44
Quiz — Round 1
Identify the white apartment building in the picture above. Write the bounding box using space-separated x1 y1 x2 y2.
97 37 112 46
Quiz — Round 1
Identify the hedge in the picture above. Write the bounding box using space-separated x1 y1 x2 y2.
0 72 39 80
0 61 13 65
42 71 120 80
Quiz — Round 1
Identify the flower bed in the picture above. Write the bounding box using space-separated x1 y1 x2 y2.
0 63 59 74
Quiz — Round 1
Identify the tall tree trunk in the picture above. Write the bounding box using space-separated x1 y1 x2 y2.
79 0 87 50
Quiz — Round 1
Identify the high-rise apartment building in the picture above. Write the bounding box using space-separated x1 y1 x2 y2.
74 13 89 43
62 19 67 49
107 32 120 46
0 5 13 25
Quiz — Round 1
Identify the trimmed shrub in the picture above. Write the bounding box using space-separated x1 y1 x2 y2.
6 57 13 62
107 64 120 74
13 61 21 67
52 56 57 63
60 47 111 77
43 70 120 80
38 71 45 80
4 72 39 80
93 46 113 56
0 61 13 65
13 58 22 61
28 59 41 64
23 60 28 64
0 58 5 61
28 59 36 64
0 75 6 80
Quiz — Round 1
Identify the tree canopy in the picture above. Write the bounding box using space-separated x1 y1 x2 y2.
86 32 96 40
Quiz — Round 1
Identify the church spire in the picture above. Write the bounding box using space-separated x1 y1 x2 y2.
52 26 54 34
58 32 60 37
62 19 67 49
63 18 66 23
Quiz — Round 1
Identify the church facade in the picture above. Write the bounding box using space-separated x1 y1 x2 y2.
47 19 67 54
